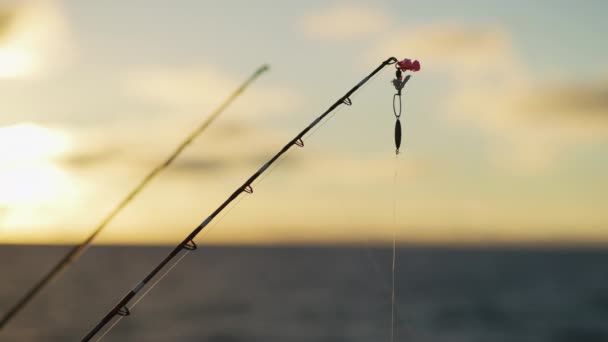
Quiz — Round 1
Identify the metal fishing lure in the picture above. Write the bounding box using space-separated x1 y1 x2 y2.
392 58 420 154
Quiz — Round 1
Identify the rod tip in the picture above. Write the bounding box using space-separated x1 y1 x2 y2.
258 64 271 73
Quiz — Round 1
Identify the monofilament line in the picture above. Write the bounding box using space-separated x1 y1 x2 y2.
391 153 399 342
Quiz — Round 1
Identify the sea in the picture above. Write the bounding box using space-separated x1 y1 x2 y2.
1 245 607 342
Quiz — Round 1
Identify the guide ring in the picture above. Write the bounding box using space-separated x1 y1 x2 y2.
117 306 131 317
183 240 197 251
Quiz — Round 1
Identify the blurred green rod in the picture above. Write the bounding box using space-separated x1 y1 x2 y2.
0 64 270 331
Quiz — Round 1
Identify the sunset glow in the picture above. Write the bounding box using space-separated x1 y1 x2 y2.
0 46 35 78
0 1 606 246
0 123 71 207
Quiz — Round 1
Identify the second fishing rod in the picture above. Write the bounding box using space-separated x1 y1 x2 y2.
82 56 419 341
0 64 270 332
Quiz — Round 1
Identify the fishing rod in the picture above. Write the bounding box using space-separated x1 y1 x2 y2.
81 56 419 341
0 64 270 331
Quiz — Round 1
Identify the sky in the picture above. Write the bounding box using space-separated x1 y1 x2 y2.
0 0 607 245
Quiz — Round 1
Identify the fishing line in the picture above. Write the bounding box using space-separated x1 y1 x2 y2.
301 105 343 143
292 62 412 341
130 251 191 310
81 57 421 341
196 196 247 241
391 153 399 342
352 62 415 339
94 313 122 342
387 58 420 341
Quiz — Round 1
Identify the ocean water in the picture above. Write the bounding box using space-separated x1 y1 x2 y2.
1 245 607 341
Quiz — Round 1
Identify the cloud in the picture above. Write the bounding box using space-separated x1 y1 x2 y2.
300 4 391 40
171 157 228 173
124 64 300 121
373 23 518 74
59 147 122 168
54 118 299 174
451 72 608 167
0 1 73 79
519 81 608 123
